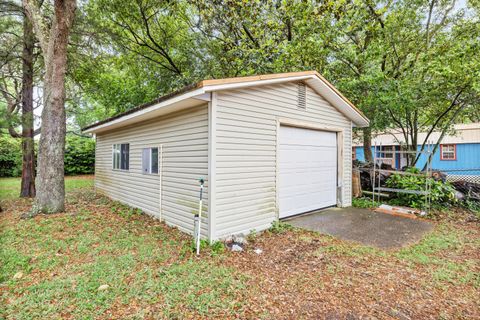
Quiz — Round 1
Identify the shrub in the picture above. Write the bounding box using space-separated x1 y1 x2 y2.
64 135 95 175
352 197 381 209
0 135 22 177
269 221 294 234
386 167 457 208
209 241 225 255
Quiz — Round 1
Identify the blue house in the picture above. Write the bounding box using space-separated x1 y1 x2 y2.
354 123 480 176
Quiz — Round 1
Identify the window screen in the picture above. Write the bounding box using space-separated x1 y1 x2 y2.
142 147 159 174
113 143 129 170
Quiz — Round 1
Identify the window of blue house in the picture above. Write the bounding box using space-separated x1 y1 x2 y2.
440 144 456 161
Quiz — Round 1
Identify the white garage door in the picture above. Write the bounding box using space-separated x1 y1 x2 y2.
279 126 337 218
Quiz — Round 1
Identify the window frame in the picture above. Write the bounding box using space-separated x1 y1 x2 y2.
382 146 394 159
440 144 456 161
112 143 130 171
142 147 159 175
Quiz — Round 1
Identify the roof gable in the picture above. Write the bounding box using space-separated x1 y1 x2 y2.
83 71 369 133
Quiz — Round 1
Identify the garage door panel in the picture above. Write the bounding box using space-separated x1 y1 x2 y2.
279 126 337 218
280 126 337 147
279 173 335 190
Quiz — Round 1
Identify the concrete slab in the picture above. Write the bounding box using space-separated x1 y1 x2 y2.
285 207 434 248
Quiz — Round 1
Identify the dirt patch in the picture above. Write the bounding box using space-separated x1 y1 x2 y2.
223 225 479 319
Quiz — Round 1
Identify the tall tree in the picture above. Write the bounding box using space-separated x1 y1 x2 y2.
19 8 36 196
71 0 478 157
23 0 76 214
0 0 38 197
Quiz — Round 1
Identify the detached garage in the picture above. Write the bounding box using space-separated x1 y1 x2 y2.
82 71 369 241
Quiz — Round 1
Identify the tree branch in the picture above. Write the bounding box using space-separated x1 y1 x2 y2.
414 87 465 164
136 1 182 75
22 0 49 54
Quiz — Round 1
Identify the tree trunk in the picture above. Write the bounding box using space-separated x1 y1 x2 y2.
20 14 36 198
24 0 77 214
363 127 373 163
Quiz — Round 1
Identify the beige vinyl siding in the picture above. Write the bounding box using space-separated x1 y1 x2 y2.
95 104 209 237
214 82 352 238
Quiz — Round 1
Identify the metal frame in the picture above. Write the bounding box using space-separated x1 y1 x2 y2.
372 142 433 214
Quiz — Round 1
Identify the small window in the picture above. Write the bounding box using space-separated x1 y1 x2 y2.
440 144 456 161
382 146 394 159
142 147 159 174
113 143 129 170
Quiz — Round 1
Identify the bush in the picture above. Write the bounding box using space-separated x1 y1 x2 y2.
0 135 22 177
386 167 457 208
352 197 381 209
64 135 95 175
0 133 94 177
269 221 294 234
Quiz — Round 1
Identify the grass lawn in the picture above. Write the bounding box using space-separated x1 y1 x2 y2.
1 176 479 319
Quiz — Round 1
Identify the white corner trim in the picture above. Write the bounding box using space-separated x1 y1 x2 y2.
207 92 217 242
275 119 280 220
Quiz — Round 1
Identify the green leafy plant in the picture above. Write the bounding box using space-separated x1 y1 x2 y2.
190 239 209 253
386 168 457 208
110 201 142 218
352 197 381 209
0 136 22 177
209 241 225 255
462 200 480 219
247 229 258 242
64 135 95 175
269 221 293 234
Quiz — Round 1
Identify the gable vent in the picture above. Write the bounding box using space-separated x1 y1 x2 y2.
297 82 306 109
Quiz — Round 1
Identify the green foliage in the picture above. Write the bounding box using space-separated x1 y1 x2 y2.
194 238 210 251
0 195 246 318
247 229 258 242
64 135 95 175
209 241 225 255
352 197 381 209
0 135 22 177
461 200 480 219
188 239 225 256
396 225 463 264
386 167 457 209
0 134 95 178
395 225 478 287
67 0 480 144
269 220 294 234
110 200 143 218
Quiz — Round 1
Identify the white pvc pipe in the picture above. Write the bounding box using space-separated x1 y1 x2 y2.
196 182 204 255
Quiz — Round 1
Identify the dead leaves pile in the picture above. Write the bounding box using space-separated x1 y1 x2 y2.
1 181 479 319
222 227 479 319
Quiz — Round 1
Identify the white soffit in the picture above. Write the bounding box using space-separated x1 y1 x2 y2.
83 88 206 133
